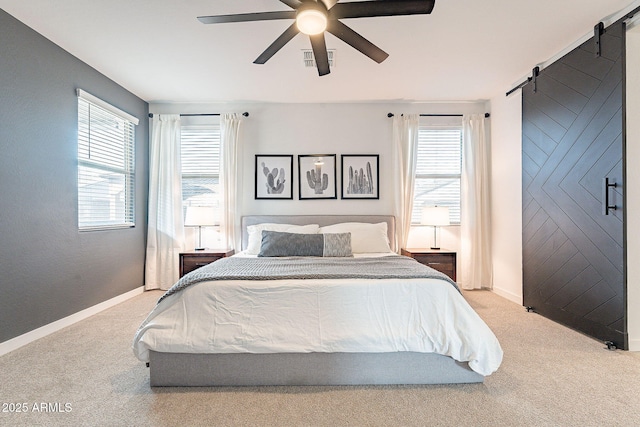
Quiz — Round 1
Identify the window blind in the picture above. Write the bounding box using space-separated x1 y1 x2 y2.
181 125 221 217
413 125 462 224
77 94 136 230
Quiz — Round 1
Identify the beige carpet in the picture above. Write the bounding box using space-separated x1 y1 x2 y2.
1 289 639 427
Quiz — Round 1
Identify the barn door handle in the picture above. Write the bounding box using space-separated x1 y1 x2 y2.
603 178 617 215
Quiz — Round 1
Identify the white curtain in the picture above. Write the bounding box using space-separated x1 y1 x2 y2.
145 114 184 290
220 113 243 250
461 114 492 290
392 114 420 252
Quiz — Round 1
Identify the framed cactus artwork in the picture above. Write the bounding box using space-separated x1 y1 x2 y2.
298 154 337 200
255 155 293 199
341 154 380 199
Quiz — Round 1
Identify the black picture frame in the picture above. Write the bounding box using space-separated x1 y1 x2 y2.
255 155 293 200
341 154 380 200
298 154 337 200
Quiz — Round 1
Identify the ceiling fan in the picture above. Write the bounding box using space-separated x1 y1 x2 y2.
197 0 436 76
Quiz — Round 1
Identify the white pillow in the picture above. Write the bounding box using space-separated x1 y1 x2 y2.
319 222 391 253
245 223 320 255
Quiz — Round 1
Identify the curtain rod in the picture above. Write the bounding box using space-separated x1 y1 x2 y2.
148 112 249 118
386 113 490 118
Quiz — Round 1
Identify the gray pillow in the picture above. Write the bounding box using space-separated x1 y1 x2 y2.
258 231 352 257
323 232 352 257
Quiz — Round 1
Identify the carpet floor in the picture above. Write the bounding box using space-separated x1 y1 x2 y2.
1 289 639 427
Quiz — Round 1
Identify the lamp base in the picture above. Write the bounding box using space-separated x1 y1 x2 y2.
194 226 205 251
431 226 441 251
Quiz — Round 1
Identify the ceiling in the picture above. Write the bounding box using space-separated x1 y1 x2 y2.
1 0 638 104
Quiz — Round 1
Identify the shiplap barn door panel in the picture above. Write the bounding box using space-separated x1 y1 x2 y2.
522 22 626 348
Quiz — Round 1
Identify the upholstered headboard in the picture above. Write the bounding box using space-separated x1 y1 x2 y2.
241 215 396 252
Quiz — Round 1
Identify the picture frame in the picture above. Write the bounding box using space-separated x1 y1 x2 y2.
255 155 293 200
341 154 380 199
298 154 337 200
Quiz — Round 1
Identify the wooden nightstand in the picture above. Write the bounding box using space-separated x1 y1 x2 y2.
179 249 234 277
401 248 457 281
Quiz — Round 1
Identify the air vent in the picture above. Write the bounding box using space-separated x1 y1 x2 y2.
302 49 335 68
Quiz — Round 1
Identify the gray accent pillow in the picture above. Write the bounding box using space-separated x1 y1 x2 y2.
323 232 352 257
259 231 352 257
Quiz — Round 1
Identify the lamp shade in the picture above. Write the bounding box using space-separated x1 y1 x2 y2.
184 207 217 227
421 206 451 226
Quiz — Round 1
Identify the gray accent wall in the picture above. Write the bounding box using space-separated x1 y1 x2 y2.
0 10 149 343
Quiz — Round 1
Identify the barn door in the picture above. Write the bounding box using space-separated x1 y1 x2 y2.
522 22 627 349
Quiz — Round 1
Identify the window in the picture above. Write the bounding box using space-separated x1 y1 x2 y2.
77 90 138 230
180 124 221 218
413 119 462 224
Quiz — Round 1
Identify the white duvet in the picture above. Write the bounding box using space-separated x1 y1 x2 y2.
133 255 503 376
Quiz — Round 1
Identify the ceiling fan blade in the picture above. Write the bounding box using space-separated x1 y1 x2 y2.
319 0 339 9
310 33 331 76
279 0 302 8
330 0 435 19
198 11 295 24
254 23 300 64
326 20 388 63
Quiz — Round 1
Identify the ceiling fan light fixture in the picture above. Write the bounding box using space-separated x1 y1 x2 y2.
296 7 328 35
199 0 436 74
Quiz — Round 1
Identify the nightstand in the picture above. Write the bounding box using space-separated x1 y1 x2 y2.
401 248 457 281
179 249 234 277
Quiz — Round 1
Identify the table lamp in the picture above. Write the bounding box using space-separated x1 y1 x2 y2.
184 206 217 250
421 206 450 250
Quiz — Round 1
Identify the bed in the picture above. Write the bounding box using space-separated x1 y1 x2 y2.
133 215 502 386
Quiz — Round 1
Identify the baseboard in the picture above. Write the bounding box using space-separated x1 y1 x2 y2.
0 286 144 357
629 339 640 352
491 286 522 305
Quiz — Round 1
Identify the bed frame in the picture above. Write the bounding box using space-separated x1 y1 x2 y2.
148 215 483 386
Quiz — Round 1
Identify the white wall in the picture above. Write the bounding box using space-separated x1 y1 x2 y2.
151 101 486 273
239 103 396 216
626 22 640 351
488 92 523 304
